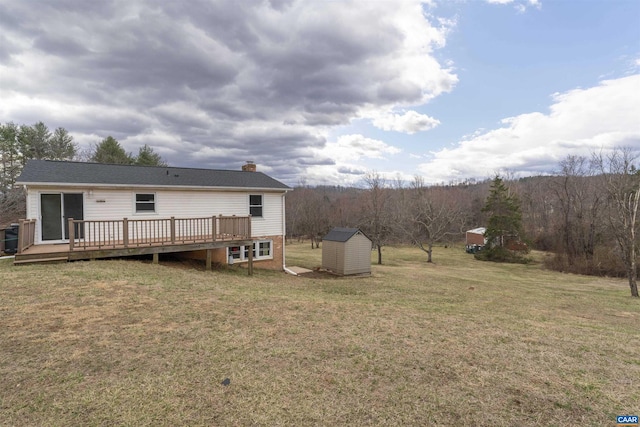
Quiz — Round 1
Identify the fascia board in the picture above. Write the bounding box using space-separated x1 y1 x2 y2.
17 181 291 192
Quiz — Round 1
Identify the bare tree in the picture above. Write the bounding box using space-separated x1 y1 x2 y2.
592 147 640 297
359 171 393 265
292 186 331 248
519 176 555 250
549 155 603 267
0 187 26 228
402 177 465 263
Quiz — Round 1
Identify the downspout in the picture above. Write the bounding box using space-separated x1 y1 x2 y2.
282 191 298 276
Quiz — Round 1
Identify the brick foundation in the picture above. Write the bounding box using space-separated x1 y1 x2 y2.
176 235 284 271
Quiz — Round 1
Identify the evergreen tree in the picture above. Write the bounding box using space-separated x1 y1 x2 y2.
482 176 524 248
19 122 52 160
1 121 77 192
49 127 78 161
91 136 133 164
1 121 76 224
135 144 167 166
0 122 21 194
475 176 528 264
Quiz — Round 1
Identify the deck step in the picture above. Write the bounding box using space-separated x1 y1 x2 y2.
14 256 69 265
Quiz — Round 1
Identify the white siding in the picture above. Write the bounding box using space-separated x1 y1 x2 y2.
26 188 38 220
85 189 133 220
253 193 284 237
26 186 286 243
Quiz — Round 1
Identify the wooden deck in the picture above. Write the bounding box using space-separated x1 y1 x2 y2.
13 215 255 274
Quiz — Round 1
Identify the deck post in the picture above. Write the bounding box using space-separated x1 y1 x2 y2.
123 218 129 247
17 219 25 254
211 216 216 241
29 220 35 248
153 252 159 264
231 214 237 236
68 218 75 251
247 215 252 275
206 249 212 271
170 217 176 243
247 241 254 276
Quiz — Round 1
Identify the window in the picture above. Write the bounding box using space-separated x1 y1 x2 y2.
249 194 263 217
229 246 242 260
227 240 272 262
135 193 156 212
258 241 271 257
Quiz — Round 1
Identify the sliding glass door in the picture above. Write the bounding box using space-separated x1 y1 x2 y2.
40 193 84 241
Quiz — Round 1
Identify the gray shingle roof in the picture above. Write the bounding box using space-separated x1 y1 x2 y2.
16 160 291 190
323 227 369 243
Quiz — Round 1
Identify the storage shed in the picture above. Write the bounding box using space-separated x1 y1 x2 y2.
322 227 371 276
466 227 487 246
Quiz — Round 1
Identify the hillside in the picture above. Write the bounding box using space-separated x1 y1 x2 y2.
1 243 637 425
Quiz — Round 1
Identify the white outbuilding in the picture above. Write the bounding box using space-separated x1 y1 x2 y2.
321 227 372 276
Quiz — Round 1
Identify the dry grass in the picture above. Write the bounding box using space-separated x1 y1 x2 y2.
0 243 638 426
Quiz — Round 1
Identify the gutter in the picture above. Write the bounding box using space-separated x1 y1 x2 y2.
17 182 292 193
281 192 298 276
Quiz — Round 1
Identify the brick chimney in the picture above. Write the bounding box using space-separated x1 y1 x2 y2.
242 161 256 172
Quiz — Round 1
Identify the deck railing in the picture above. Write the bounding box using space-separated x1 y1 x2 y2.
17 219 37 254
68 215 251 250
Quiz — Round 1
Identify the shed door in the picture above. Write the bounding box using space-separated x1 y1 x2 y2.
41 193 84 241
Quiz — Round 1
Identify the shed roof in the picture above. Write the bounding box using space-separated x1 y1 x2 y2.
16 160 291 191
466 227 486 235
323 227 370 243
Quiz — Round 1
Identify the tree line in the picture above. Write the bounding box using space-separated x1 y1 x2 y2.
0 121 166 226
286 147 639 298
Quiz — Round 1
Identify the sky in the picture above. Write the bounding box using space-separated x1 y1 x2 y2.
1 0 639 186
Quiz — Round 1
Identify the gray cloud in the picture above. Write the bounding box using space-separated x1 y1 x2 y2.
337 166 367 175
0 0 457 185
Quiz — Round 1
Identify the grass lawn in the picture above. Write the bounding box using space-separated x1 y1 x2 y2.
0 243 638 426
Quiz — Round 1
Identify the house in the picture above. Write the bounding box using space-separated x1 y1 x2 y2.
14 160 291 270
321 227 371 276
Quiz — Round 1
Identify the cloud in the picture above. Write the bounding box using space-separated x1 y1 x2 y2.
0 0 456 185
418 74 640 183
485 0 541 12
372 110 440 134
298 134 402 185
318 134 401 162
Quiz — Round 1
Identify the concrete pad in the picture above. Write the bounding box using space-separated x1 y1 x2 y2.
288 266 313 275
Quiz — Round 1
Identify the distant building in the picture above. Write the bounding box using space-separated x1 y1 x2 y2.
465 227 486 253
466 227 487 246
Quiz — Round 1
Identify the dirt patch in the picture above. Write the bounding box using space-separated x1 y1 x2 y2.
297 269 343 280
297 269 371 280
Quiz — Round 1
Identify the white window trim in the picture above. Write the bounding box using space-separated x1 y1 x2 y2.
227 240 273 262
134 192 157 215
249 194 264 218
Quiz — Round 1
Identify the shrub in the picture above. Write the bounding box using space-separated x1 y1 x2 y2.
474 246 532 264
543 246 638 278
